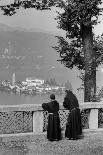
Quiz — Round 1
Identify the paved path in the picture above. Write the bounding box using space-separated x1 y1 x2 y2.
0 130 103 155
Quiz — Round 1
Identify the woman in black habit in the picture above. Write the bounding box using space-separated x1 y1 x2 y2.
42 94 61 141
63 90 82 140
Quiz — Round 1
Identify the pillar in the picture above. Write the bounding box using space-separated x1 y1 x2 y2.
32 111 43 133
89 109 98 129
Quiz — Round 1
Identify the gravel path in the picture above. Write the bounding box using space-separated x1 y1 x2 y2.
0 130 103 155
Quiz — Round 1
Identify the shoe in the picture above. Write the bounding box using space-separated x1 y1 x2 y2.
72 137 78 140
48 139 54 142
66 137 71 140
55 139 60 141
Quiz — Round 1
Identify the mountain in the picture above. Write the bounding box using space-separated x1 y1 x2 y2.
0 23 83 101
0 23 102 102
0 23 14 32
0 30 60 69
0 23 28 32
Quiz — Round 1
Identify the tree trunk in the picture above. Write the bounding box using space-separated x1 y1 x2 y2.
81 24 96 102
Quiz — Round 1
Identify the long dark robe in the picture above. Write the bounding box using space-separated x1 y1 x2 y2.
63 90 82 139
42 100 61 141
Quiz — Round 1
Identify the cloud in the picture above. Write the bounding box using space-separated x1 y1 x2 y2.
0 0 14 5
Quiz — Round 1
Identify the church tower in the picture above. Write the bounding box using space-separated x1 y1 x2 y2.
12 72 16 85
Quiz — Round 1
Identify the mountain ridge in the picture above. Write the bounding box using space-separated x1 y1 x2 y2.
0 22 83 102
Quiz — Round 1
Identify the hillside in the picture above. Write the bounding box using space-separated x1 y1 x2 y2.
0 23 83 102
0 26 69 81
0 30 62 79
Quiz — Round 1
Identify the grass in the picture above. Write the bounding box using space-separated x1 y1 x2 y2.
0 130 103 155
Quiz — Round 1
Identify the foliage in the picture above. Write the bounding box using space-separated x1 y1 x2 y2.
52 0 103 70
53 36 84 70
64 80 72 91
1 0 103 101
0 0 58 16
53 34 103 70
95 86 103 101
77 71 84 91
1 0 103 70
44 77 58 86
75 34 103 91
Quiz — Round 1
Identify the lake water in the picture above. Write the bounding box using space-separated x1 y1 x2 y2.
0 91 65 106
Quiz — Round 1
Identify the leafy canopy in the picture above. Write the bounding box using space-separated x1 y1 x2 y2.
53 0 103 70
0 0 58 16
0 0 103 70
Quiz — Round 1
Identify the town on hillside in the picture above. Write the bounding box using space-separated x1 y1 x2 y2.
0 74 66 96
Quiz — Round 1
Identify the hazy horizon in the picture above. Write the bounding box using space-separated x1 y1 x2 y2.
0 2 102 102
0 3 103 35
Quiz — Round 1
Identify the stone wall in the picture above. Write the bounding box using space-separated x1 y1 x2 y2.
0 102 102 134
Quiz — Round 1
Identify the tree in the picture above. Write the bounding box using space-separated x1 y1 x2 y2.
0 0 57 16
65 80 72 91
0 0 103 102
44 78 58 86
53 0 103 102
50 78 58 86
76 35 103 90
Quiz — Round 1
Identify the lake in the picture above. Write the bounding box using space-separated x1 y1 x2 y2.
0 91 65 106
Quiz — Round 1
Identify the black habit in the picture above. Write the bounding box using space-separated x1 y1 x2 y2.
42 100 61 141
63 90 82 140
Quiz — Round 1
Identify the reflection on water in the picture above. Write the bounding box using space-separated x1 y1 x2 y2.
0 92 65 105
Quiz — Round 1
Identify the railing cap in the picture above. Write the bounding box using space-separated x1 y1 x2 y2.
0 102 103 112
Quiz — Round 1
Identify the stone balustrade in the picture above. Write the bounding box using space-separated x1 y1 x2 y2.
0 102 102 135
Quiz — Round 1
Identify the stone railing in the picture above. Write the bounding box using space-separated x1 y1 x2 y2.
0 102 103 135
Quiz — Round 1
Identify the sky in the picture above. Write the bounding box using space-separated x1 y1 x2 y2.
0 0 103 102
0 1 103 35
0 4 60 32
